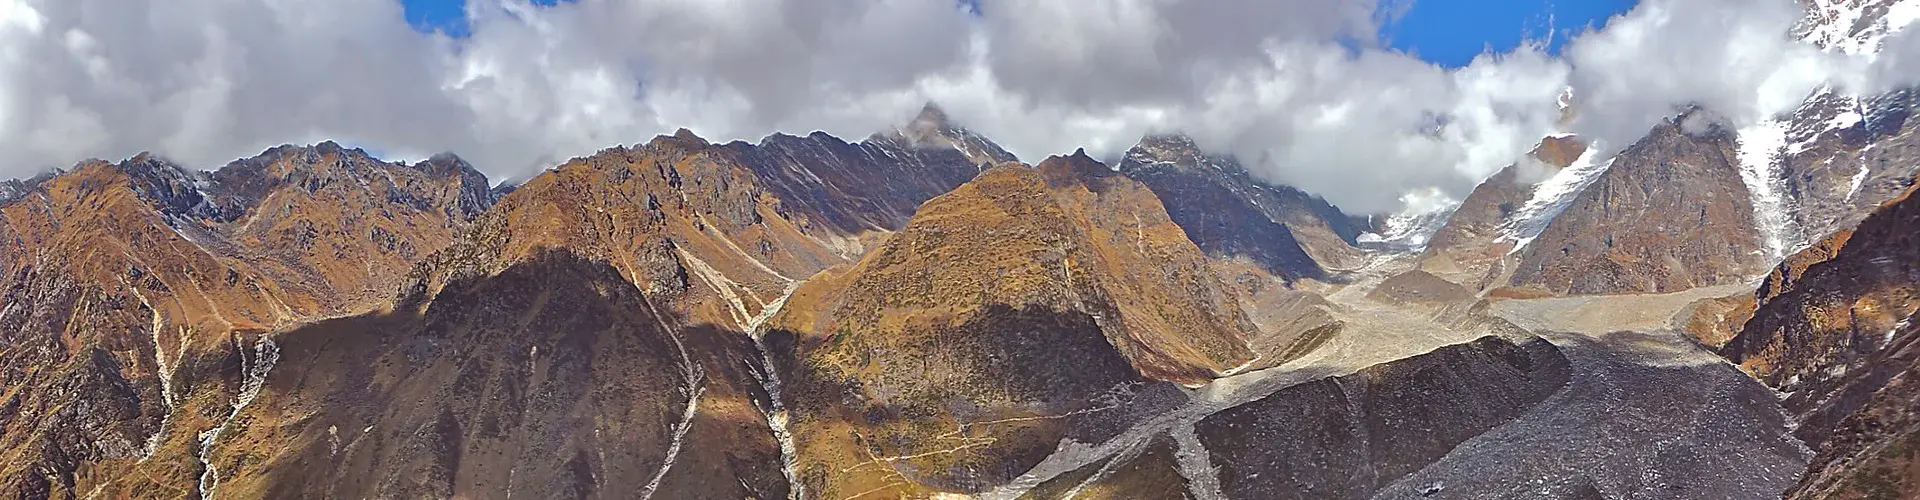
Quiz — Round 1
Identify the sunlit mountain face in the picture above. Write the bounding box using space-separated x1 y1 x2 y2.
6 0 1920 499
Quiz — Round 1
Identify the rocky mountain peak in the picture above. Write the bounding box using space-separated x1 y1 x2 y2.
908 102 952 131
1118 133 1218 175
412 152 497 218
647 128 712 152
0 169 59 205
885 102 1018 166
1798 0 1920 53
1113 132 1364 278
109 153 215 219
1036 148 1115 187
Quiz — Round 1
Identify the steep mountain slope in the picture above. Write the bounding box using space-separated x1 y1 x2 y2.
1765 89 1920 252
1415 0 1920 301
0 146 495 498
204 250 788 499
183 120 1017 498
763 152 1258 498
1505 116 1769 295
741 108 1014 248
1719 178 1920 499
1418 136 1589 290
399 124 1005 330
1115 135 1362 281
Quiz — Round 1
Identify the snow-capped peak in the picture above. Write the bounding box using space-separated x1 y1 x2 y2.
1358 188 1460 252
1498 141 1611 252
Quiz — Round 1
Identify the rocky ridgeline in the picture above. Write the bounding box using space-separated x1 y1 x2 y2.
1115 134 1365 281
1720 177 1920 499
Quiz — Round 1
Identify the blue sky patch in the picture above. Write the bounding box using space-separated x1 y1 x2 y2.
1385 0 1638 67
402 0 571 37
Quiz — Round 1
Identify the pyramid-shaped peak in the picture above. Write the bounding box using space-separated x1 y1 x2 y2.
911 102 951 129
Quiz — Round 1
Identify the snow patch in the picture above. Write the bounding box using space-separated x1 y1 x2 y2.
1848 154 1873 201
1801 0 1920 54
1826 109 1864 131
1357 188 1459 252
639 380 704 500
1499 144 1611 252
1736 119 1805 261
1890 1 1920 31
130 287 174 462
1886 315 1912 348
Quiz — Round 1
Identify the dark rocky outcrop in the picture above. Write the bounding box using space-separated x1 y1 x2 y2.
1719 177 1920 499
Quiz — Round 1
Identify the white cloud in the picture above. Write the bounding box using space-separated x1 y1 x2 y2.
4 0 1919 215
1562 0 1857 152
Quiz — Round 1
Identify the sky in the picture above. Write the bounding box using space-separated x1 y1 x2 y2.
398 0 1639 67
1385 0 1638 67
2 0 1917 215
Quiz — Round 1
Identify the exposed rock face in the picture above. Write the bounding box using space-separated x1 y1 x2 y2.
1783 320 1920 500
742 128 1004 244
1723 181 1920 393
1718 179 1920 499
1194 336 1572 500
1507 118 1768 295
765 153 1257 498
1675 292 1758 349
1774 89 1920 248
1419 136 1586 289
1115 135 1361 281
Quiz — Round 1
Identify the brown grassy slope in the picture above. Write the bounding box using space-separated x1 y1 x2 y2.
0 144 497 498
0 159 312 499
197 126 1007 498
765 153 1257 498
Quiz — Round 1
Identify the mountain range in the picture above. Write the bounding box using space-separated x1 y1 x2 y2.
6 2 1920 499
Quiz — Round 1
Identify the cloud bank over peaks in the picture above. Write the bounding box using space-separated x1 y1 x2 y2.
3 0 1920 215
